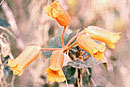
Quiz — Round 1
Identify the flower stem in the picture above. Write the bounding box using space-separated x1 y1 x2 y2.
40 48 62 51
66 30 85 46
61 26 66 48
64 41 77 52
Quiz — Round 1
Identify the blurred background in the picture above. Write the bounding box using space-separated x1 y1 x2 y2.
0 0 130 87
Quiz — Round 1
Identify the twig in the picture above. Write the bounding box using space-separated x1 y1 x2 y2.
79 69 83 87
64 41 77 52
86 68 97 87
10 75 15 87
66 30 85 46
0 58 6 87
61 26 66 47
0 0 4 5
77 68 83 87
40 48 62 51
9 53 14 60
68 51 75 60
1 1 25 50
86 68 90 76
65 79 69 87
1 1 19 36
90 78 97 87
0 26 16 39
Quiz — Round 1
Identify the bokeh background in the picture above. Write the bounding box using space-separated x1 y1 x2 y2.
0 0 130 87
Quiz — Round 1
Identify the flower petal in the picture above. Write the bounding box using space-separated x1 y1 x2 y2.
45 1 71 26
45 68 66 83
7 46 41 76
49 50 64 71
84 26 120 49
76 34 106 61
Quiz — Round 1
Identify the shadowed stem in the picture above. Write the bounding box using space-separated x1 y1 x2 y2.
66 30 85 46
77 68 83 87
40 48 62 51
61 26 66 48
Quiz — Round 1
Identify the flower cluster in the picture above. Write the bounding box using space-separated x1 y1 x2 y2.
7 1 121 83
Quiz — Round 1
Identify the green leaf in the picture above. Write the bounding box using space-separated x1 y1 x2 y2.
63 65 76 79
85 57 100 65
63 65 76 84
48 36 62 48
42 50 52 58
65 30 79 45
68 51 100 68
0 19 10 27
42 29 70 58
48 29 69 48
82 73 90 85
67 77 76 84
69 60 91 68
82 68 92 85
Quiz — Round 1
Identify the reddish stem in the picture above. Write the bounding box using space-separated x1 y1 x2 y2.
40 48 62 51
61 26 66 48
66 30 85 46
64 41 77 52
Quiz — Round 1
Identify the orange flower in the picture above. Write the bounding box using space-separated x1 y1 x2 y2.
46 1 71 27
45 68 65 83
8 46 41 76
45 50 66 83
84 26 120 49
76 34 106 61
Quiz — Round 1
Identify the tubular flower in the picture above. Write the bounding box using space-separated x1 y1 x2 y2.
84 26 120 49
8 46 41 76
46 1 71 27
45 50 66 83
76 34 106 61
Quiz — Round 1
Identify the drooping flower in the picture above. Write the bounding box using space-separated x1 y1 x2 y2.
45 49 66 83
46 1 71 27
84 26 120 49
76 34 106 61
8 46 41 76
45 68 65 83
